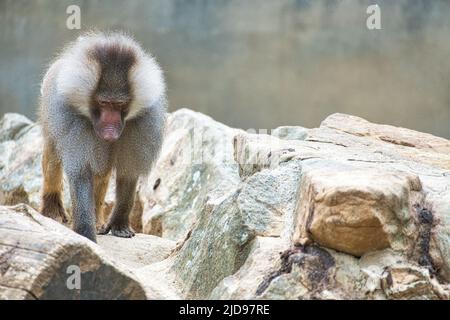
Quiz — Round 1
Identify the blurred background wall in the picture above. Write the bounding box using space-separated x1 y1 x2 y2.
1 0 450 137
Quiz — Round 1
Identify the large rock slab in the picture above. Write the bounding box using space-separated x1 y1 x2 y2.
0 113 33 143
293 160 422 256
0 204 146 299
229 117 450 292
210 237 288 299
169 157 303 299
97 234 175 269
141 108 242 241
0 121 49 210
321 113 450 154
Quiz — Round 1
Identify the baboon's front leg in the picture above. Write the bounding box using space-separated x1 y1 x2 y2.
69 171 96 242
94 171 111 231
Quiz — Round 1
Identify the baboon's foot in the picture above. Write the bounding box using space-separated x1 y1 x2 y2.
98 223 135 238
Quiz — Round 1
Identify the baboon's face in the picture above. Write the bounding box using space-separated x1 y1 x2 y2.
89 44 135 142
90 93 130 142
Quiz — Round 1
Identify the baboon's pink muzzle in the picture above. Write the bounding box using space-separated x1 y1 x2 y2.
98 108 123 142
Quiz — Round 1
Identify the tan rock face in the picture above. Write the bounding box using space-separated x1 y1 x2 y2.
294 165 422 256
321 113 450 154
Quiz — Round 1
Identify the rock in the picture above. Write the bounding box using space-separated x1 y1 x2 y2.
135 257 183 300
97 234 176 269
272 126 308 141
420 187 450 281
1 110 450 300
237 159 302 239
358 249 408 298
308 114 450 170
293 160 421 256
0 124 49 209
255 245 337 300
321 113 450 154
233 132 301 178
140 108 242 241
210 237 288 299
380 265 445 299
96 234 181 300
170 191 254 299
0 141 14 173
0 113 33 143
167 147 303 299
0 204 146 299
214 238 369 300
0 114 44 208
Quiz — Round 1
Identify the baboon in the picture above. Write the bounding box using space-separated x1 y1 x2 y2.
39 31 166 242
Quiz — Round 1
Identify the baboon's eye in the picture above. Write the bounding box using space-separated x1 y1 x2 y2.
97 99 110 107
92 107 101 118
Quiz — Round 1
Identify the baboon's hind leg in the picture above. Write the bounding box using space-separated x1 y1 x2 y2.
98 176 137 238
41 140 68 223
94 171 111 231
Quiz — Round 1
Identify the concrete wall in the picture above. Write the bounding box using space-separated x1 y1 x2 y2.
1 0 450 137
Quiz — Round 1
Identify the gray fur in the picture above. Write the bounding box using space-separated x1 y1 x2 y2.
39 32 167 242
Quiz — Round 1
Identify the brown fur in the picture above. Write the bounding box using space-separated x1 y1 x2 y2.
41 139 68 223
94 171 111 229
41 137 113 230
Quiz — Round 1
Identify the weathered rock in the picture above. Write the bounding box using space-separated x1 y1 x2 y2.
96 234 180 300
233 114 450 283
233 132 301 178
170 191 254 299
141 108 242 241
142 112 450 298
0 204 146 299
237 159 302 239
293 160 421 256
380 265 445 299
418 185 450 281
321 113 450 154
1 110 449 300
272 126 309 141
255 245 337 300
0 113 33 143
210 237 288 299
308 114 450 170
135 257 183 300
169 156 303 299
0 123 50 209
97 234 175 269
